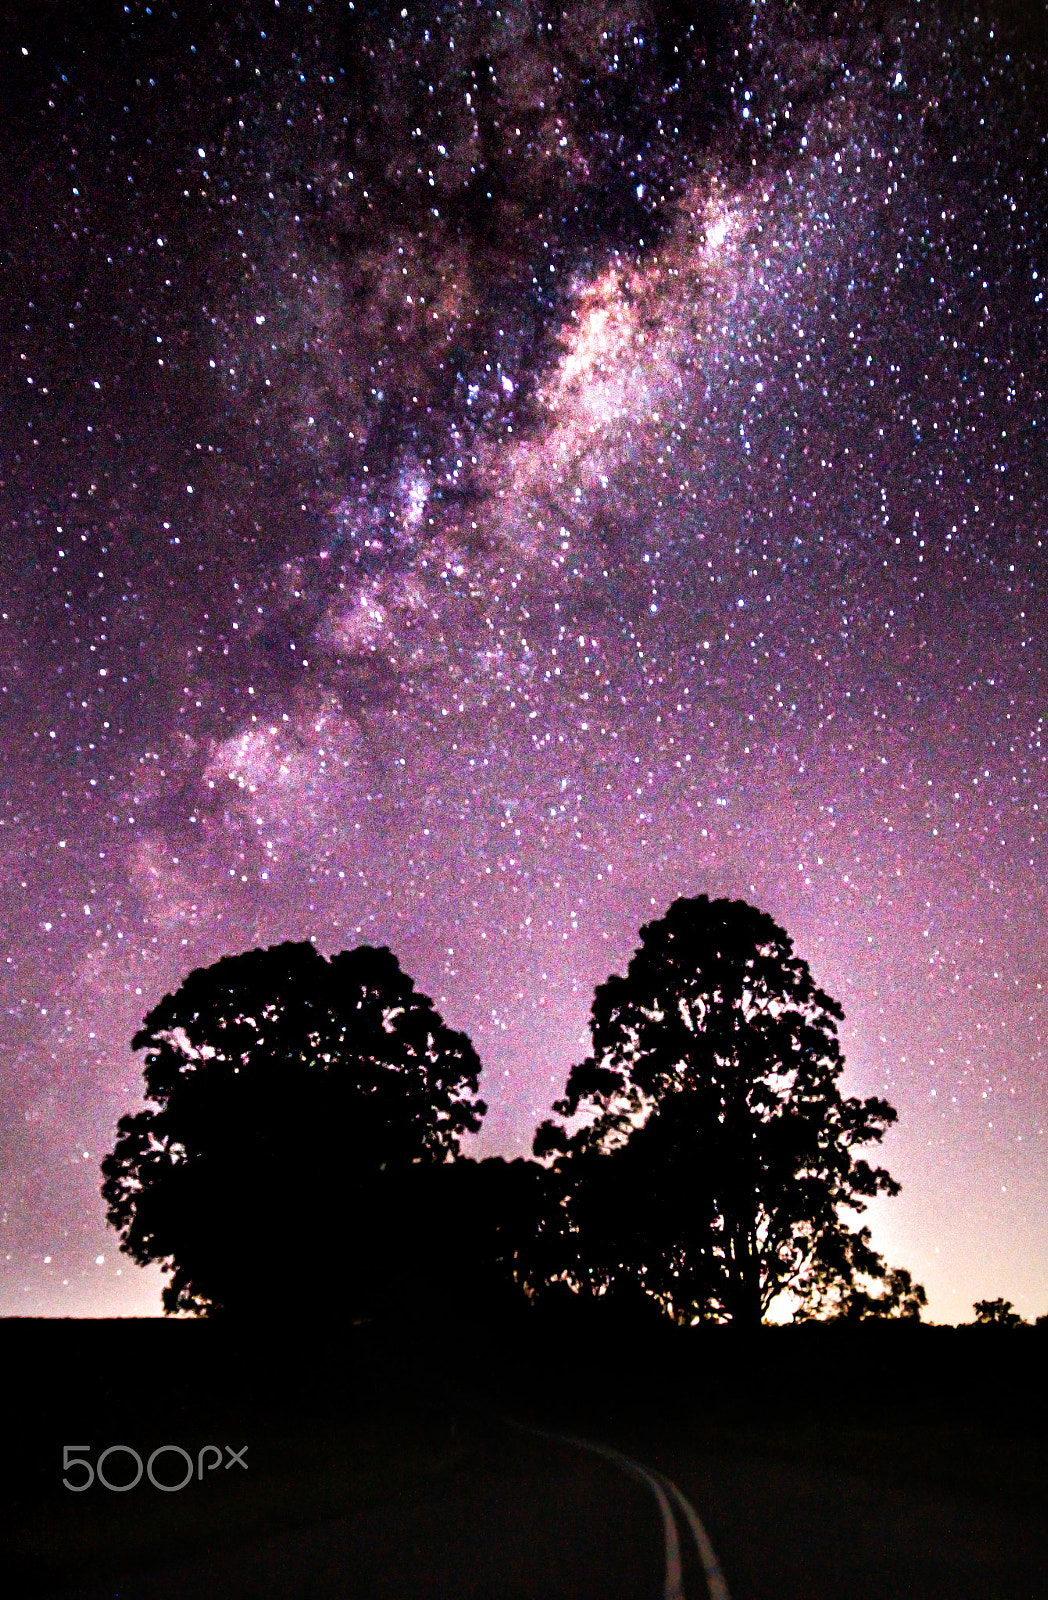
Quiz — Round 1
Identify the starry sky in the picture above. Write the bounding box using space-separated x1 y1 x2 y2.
1 0 1046 1322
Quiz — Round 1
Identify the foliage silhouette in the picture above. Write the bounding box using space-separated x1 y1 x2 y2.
101 940 485 1319
535 894 919 1326
797 1247 927 1321
973 1297 1026 1327
398 1153 570 1322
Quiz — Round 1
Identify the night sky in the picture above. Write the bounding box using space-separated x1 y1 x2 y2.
2 0 1046 1322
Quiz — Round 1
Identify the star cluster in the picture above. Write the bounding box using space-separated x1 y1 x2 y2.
1 0 1046 1320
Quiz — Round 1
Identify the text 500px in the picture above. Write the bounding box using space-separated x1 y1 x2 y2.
62 1443 248 1491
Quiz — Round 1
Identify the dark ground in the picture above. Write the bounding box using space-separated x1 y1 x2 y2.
5 1314 1048 1598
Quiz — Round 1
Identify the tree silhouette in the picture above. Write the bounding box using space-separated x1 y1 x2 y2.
101 941 485 1319
973 1297 1025 1327
797 1240 927 1321
400 1154 570 1322
535 895 916 1326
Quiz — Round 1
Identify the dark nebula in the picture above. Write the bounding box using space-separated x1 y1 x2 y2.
1 0 1046 1320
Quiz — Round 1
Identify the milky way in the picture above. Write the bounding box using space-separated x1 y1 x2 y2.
2 0 1046 1321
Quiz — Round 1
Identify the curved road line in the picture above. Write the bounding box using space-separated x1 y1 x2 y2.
509 1420 730 1600
656 1468 732 1600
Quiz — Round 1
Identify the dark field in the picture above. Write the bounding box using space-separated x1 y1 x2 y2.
5 1315 1048 1597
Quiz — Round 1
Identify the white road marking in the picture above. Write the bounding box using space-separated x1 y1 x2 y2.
656 1468 732 1600
510 1420 730 1600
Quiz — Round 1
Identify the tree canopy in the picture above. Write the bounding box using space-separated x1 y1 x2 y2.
101 940 485 1318
103 903 925 1330
535 894 914 1325
972 1297 1025 1327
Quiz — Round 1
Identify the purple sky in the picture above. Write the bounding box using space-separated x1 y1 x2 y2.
2 0 1046 1322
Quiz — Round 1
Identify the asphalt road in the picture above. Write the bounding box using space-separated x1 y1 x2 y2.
649 1438 1048 1600
48 1426 672 1600
47 1419 1048 1600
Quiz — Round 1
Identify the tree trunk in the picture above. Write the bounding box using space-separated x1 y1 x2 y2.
724 1212 763 1326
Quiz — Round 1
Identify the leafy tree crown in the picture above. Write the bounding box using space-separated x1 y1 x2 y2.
101 940 485 1316
534 895 906 1324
